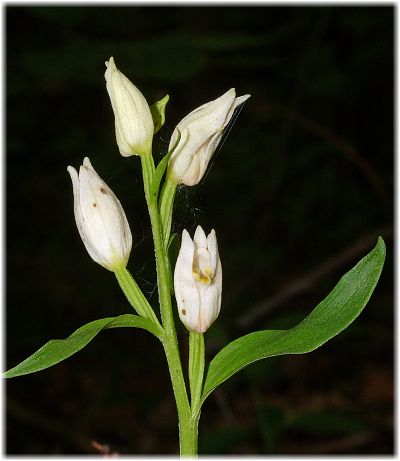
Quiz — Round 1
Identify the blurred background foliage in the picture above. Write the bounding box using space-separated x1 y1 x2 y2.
6 5 393 455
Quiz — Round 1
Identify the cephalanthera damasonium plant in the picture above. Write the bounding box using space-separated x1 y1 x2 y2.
5 57 386 456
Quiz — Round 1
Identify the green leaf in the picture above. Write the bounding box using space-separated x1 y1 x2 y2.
151 130 181 201
151 150 173 201
150 94 169 134
4 314 160 378
201 237 386 405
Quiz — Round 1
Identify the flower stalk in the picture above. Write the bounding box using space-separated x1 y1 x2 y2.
189 331 205 416
114 266 162 331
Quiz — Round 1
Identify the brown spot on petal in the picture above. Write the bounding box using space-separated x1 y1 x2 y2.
100 187 107 194
181 309 186 316
93 203 97 207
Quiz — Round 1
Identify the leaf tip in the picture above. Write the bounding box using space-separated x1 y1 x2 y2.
377 236 386 248
375 236 386 261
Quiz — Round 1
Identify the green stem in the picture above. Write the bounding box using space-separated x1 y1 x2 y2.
164 342 199 456
141 151 155 198
141 154 196 456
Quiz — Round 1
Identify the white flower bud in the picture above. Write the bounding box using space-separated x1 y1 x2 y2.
174 226 222 333
105 57 154 157
167 88 250 186
67 157 132 271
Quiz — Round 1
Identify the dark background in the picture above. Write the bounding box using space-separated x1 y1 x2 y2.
6 5 393 455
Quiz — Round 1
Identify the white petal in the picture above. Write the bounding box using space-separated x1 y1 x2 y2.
193 225 207 249
67 165 82 233
81 169 117 266
180 153 201 186
197 130 224 182
235 94 251 106
206 229 219 277
167 128 193 182
174 230 200 331
68 164 105 266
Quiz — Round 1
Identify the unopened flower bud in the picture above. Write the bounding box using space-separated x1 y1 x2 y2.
67 157 132 271
105 57 154 157
174 226 222 333
167 88 250 186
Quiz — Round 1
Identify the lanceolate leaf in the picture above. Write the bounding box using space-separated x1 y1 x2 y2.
151 130 181 201
201 237 386 406
4 314 160 378
151 149 173 200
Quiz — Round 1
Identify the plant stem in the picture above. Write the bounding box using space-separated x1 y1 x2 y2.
141 153 197 456
164 340 199 456
141 151 155 197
